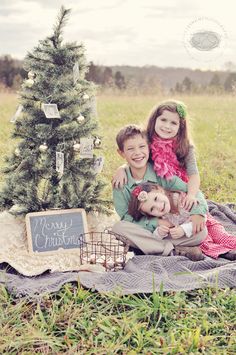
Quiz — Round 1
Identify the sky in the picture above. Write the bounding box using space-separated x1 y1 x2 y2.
0 0 235 70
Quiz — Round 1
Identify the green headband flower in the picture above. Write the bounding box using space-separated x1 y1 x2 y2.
176 104 187 119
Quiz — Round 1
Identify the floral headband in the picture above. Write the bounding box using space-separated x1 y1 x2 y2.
132 186 148 202
176 103 187 119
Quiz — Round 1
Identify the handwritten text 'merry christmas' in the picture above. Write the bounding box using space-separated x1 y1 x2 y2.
33 217 83 249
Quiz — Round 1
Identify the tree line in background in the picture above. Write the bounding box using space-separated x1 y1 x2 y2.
1 54 236 94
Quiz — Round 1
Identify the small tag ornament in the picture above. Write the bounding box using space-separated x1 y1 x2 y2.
42 104 60 118
80 138 94 159
93 156 104 174
73 62 80 84
56 151 64 176
10 104 23 123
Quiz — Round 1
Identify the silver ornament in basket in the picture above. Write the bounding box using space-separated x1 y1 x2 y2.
80 231 129 271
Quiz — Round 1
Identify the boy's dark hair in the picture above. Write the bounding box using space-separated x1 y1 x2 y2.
116 124 147 151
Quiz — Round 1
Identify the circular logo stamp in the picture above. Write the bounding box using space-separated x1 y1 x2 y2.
184 17 227 62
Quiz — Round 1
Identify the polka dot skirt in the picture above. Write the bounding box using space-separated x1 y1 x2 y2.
200 214 236 258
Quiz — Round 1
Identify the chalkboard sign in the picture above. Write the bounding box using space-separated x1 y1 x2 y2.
25 209 88 254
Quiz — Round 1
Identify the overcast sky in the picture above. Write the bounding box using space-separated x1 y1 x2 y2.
0 0 235 70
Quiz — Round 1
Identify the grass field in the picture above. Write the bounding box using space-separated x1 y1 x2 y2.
0 92 236 354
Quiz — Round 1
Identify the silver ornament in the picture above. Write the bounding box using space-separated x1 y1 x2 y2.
82 93 89 100
73 142 80 152
28 71 35 79
94 137 101 147
15 148 20 156
39 143 48 152
25 78 34 87
76 114 85 122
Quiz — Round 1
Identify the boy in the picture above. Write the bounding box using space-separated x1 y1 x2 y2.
112 124 207 260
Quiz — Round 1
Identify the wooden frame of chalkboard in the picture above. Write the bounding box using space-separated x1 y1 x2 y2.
25 208 88 254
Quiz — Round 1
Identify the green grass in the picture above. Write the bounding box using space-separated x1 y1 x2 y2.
0 93 236 354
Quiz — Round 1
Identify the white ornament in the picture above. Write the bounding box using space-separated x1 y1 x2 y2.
105 257 115 269
25 78 34 87
10 104 23 123
28 71 35 79
96 255 106 265
73 142 80 152
76 114 85 123
80 138 94 158
89 254 96 264
56 151 64 176
93 156 104 174
115 256 124 265
94 137 101 147
83 93 89 100
42 104 60 119
15 148 20 156
39 143 48 152
73 62 80 84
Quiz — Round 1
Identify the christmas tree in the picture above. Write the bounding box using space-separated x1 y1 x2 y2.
0 7 110 216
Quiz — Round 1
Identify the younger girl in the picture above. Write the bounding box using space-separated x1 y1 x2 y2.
128 183 236 260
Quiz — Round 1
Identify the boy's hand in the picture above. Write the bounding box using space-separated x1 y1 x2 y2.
112 167 127 189
169 226 185 239
182 194 198 211
190 214 205 234
158 225 170 237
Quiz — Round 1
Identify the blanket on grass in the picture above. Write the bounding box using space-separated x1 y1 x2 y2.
0 200 235 298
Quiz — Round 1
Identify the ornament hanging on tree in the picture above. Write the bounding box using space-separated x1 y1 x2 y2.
56 151 64 176
93 156 104 174
80 138 94 159
14 148 20 157
25 78 34 87
76 114 85 123
94 137 101 147
39 143 48 153
10 104 23 123
73 142 80 152
42 103 61 118
73 62 80 84
82 93 89 100
28 71 35 79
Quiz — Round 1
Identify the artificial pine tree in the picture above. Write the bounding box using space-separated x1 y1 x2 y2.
0 7 110 216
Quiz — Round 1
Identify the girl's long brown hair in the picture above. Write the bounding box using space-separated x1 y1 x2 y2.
146 100 192 167
129 182 180 221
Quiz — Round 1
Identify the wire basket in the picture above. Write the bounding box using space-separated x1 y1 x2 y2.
80 231 129 271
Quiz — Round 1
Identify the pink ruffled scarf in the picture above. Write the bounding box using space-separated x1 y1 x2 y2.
150 135 188 182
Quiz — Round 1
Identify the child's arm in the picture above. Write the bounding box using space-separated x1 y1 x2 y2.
183 173 200 210
153 219 172 239
112 164 127 189
183 145 201 210
189 214 206 234
169 222 193 239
